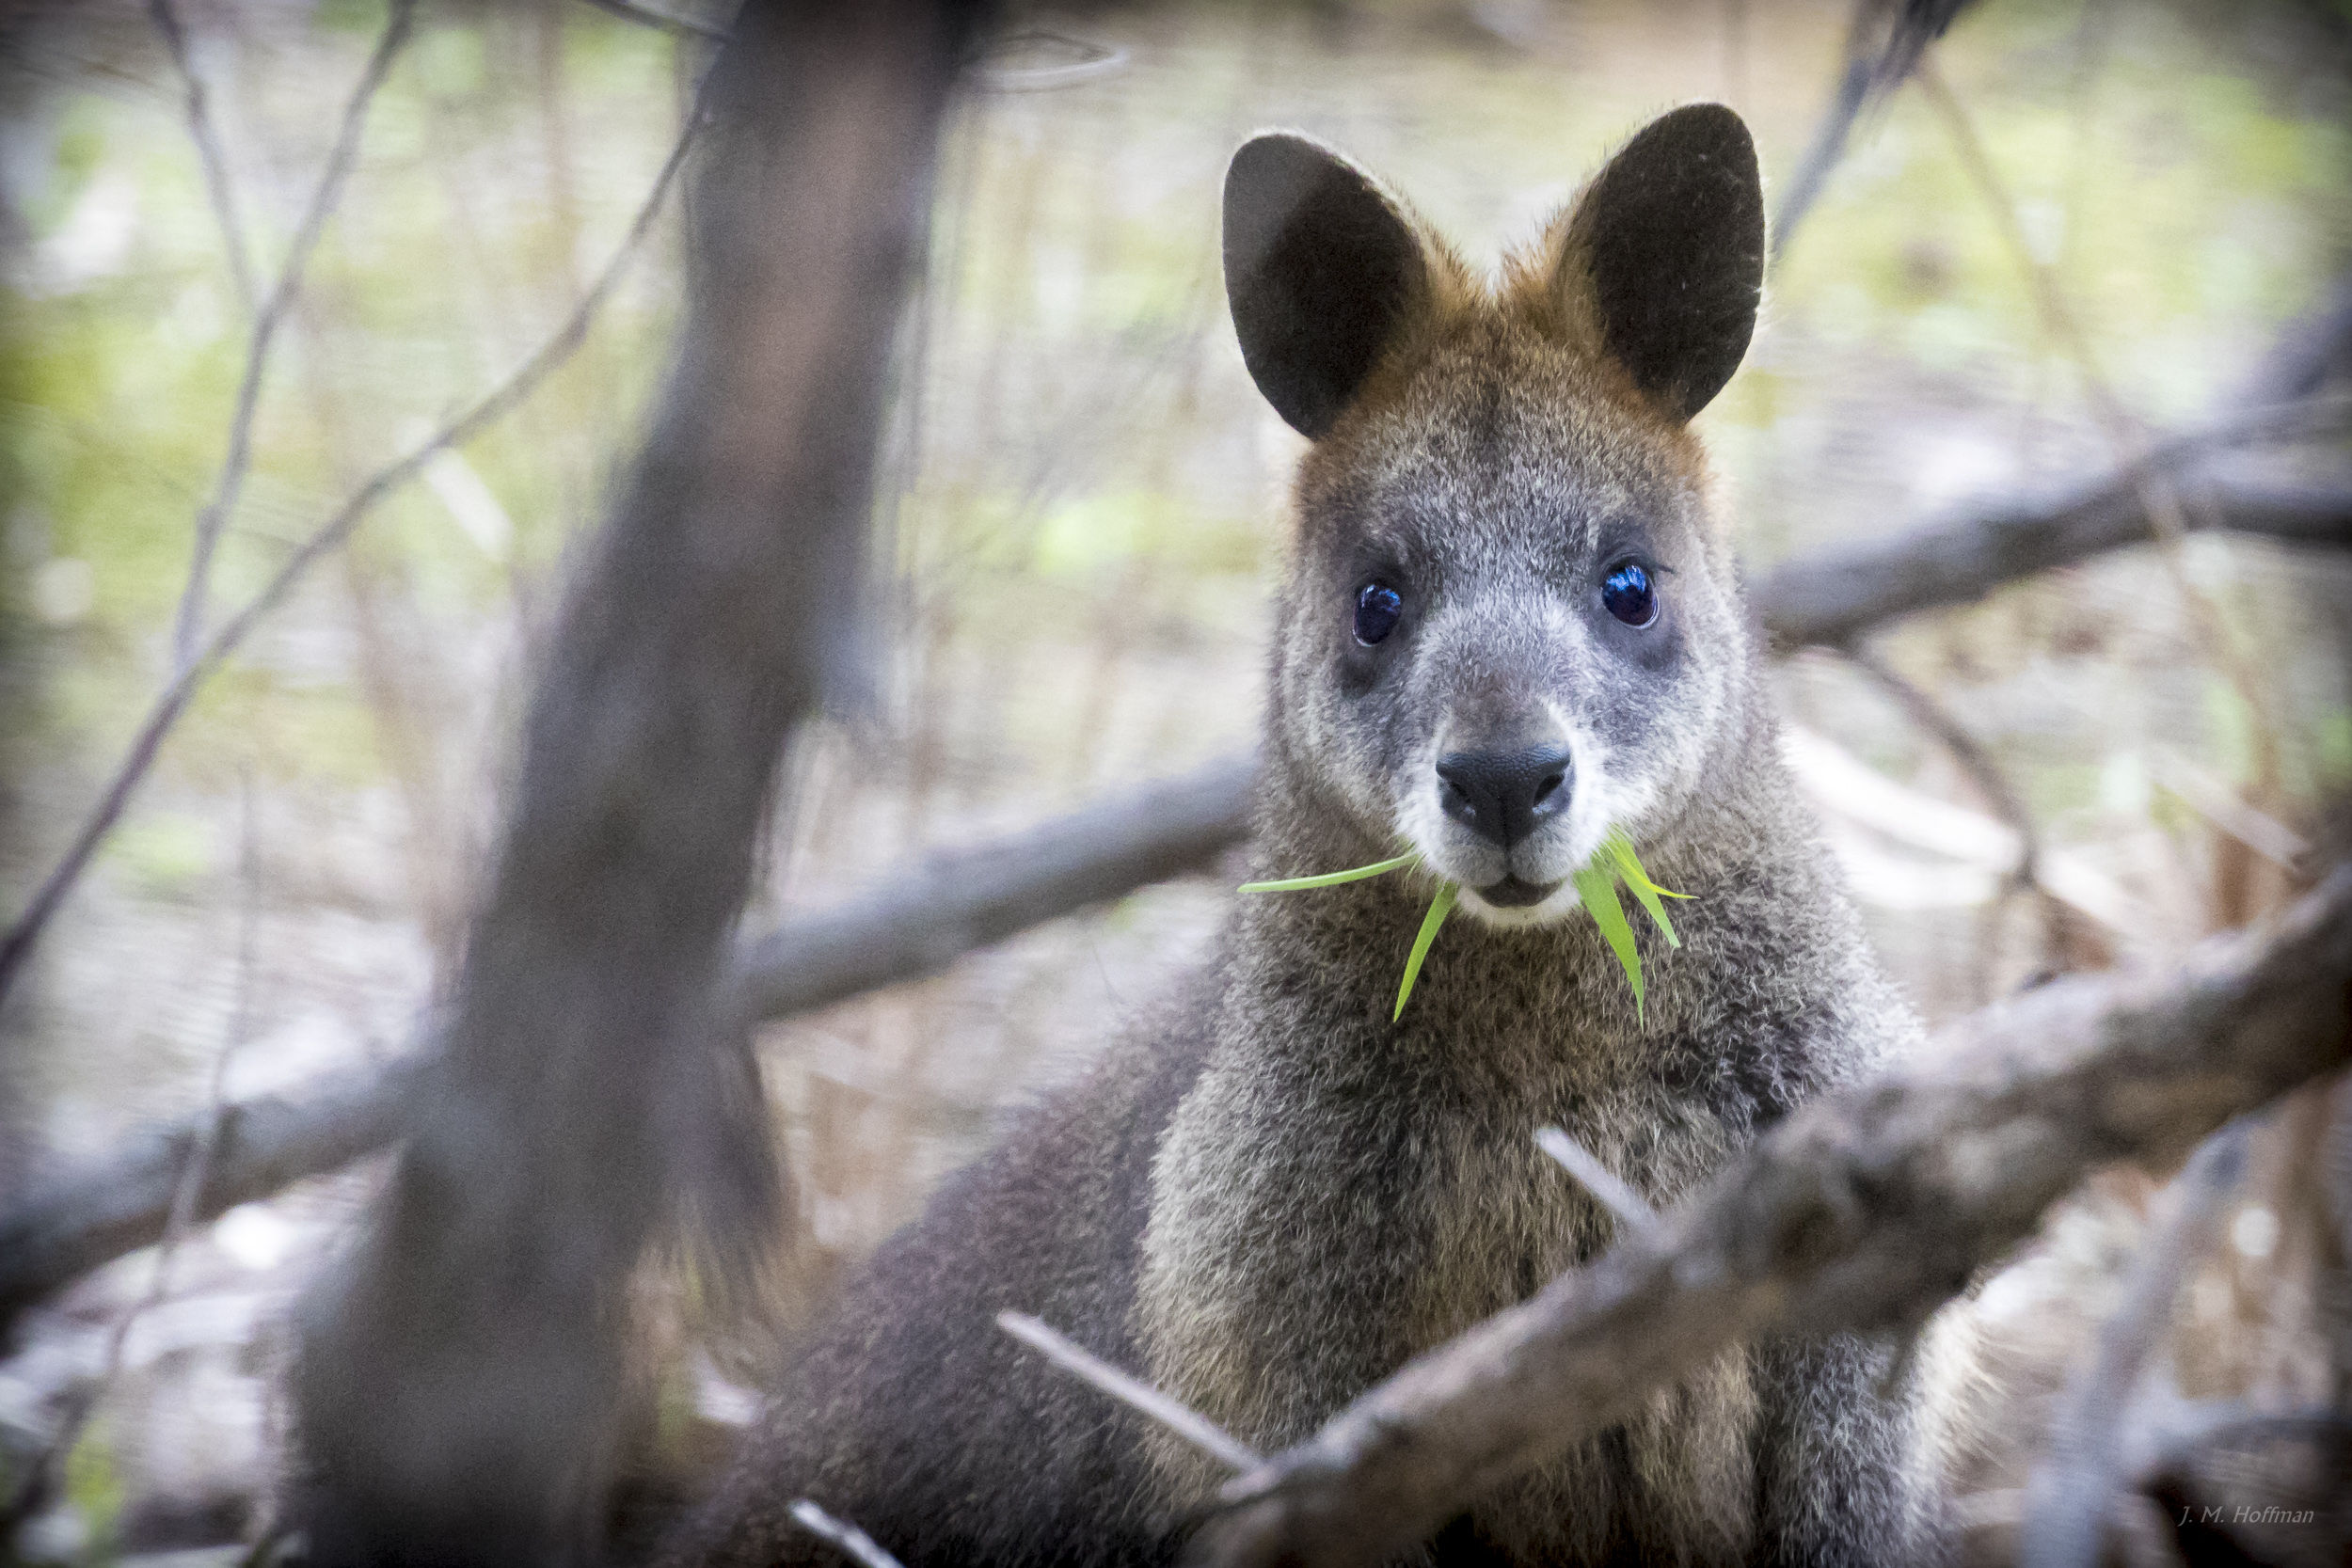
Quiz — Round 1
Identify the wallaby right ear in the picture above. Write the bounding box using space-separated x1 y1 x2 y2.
1224 135 1427 440
1557 103 1764 421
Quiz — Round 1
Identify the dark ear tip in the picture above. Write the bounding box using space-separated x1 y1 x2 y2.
1229 131 1327 174
1629 102 1757 170
1223 133 1353 227
1653 101 1751 135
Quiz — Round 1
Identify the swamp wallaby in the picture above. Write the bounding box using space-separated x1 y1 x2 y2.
675 103 1942 1567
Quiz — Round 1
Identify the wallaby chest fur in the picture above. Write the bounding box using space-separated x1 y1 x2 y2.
676 105 1940 1567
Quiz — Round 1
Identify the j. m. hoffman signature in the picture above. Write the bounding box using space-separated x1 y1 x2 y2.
2175 1503 2318 1528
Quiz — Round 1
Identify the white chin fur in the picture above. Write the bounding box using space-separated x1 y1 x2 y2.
1454 878 1586 928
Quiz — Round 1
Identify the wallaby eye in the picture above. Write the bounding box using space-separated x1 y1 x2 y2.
1600 561 1658 627
1353 582 1403 645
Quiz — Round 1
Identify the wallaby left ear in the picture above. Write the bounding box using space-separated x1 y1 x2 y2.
1224 134 1428 440
1560 103 1764 421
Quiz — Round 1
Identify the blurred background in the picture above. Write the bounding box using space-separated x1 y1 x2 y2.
0 0 2347 1560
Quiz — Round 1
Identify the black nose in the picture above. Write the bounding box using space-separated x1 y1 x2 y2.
1436 745 1574 849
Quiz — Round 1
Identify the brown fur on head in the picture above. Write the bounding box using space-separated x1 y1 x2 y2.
1225 106 1767 927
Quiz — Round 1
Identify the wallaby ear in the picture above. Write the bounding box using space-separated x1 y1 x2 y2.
1224 134 1427 439
1561 103 1764 421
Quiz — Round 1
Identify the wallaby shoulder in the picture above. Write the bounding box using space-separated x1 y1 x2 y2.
675 974 1220 1568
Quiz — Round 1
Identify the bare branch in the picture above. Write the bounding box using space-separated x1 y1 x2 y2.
2018 1119 2252 1568
787 1500 906 1568
1837 643 2075 964
146 0 257 314
169 0 418 673
2249 275 2352 403
1533 1127 1658 1238
972 29 1130 92
1755 467 2350 652
9 456 2348 1314
1841 645 2041 880
1757 260 2352 653
0 757 1253 1330
1187 866 2352 1567
996 1312 1263 1473
2152 752 2312 870
728 758 1255 1022
0 65 709 1013
0 1058 423 1330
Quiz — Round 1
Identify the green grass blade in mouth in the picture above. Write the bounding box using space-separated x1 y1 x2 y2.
1574 866 1645 1022
1618 873 1680 949
1238 851 1420 894
1240 832 1687 1024
1392 881 1460 1022
1602 828 1691 900
1603 844 1680 952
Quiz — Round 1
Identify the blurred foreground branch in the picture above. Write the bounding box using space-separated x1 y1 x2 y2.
4 451 2345 1330
284 2 986 1556
1186 865 2352 1568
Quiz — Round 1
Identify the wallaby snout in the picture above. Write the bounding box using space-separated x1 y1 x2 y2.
1436 742 1573 851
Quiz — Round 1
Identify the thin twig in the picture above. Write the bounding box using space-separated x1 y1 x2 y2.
0 69 711 1013
146 0 256 315
787 1499 907 1568
170 0 419 673
2017 1119 2252 1568
972 29 1130 93
2150 752 2311 871
1 775 263 1533
580 0 734 42
1772 0 1978 259
1771 49 1869 261
1840 645 2040 880
1911 58 2282 797
1533 1127 1658 1237
995 1311 1263 1472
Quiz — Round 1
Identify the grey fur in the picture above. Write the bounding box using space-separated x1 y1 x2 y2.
673 107 1941 1567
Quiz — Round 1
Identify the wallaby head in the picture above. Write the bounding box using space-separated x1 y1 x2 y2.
1225 104 1767 926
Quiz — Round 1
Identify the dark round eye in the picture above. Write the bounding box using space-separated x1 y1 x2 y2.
1353 582 1403 645
1600 561 1657 627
